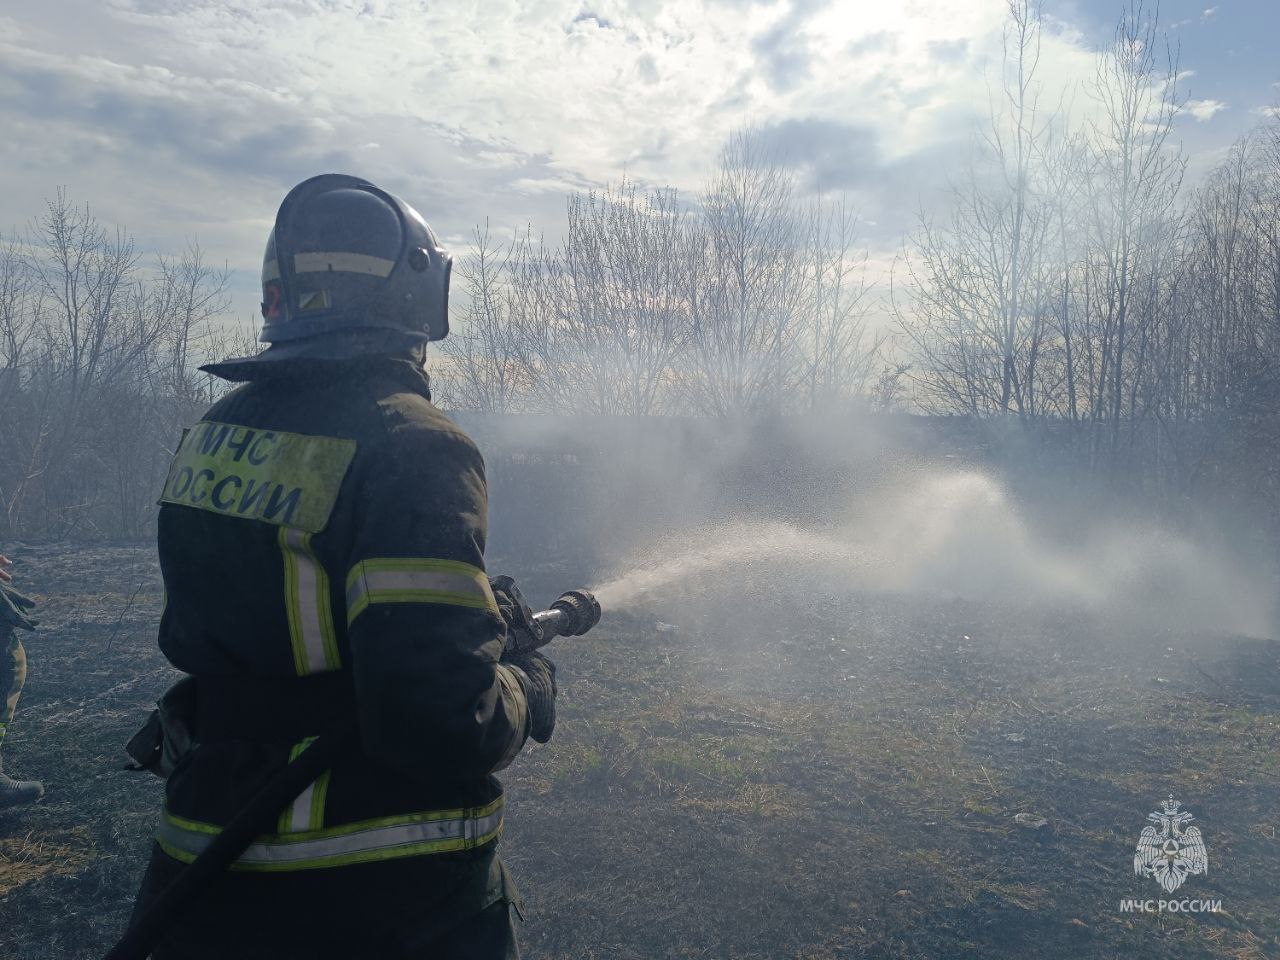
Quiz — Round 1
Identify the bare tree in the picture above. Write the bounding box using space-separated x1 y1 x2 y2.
1146 126 1280 508
0 235 47 531
898 0 1057 420
531 180 697 415
1037 126 1093 426
0 236 40 394
0 191 231 537
797 195 881 412
444 180 700 416
435 222 534 413
1079 0 1186 462
684 129 809 416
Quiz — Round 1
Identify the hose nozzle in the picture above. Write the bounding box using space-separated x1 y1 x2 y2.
549 589 601 636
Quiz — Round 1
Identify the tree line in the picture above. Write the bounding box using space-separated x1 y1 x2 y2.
0 192 237 538
434 133 886 417
896 0 1280 527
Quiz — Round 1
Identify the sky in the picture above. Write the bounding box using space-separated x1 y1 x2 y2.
1 0 1277 323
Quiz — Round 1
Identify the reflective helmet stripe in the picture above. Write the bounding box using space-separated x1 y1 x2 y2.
157 799 504 871
345 558 499 626
263 253 395 284
293 252 396 278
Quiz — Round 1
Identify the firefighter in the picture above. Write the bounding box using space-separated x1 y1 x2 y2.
0 553 43 809
125 175 556 958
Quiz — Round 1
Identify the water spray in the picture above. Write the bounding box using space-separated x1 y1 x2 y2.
582 470 1276 638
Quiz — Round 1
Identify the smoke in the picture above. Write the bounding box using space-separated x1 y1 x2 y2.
461 410 1277 641
594 468 1277 639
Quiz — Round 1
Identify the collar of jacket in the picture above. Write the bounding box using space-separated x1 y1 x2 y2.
201 353 432 402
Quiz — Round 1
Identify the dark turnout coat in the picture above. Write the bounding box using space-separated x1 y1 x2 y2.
137 354 530 954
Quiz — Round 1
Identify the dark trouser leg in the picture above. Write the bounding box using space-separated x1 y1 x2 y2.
0 634 41 805
0 633 26 748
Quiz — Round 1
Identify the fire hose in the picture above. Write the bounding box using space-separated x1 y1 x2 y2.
104 586 601 960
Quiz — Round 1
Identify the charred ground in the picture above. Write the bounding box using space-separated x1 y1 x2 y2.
0 542 1277 959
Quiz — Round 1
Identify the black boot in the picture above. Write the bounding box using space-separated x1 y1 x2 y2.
0 756 43 808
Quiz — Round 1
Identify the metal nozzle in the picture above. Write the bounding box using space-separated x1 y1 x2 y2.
549 589 601 636
525 588 601 649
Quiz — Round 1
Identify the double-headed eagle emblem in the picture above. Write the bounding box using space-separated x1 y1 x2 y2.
1134 796 1208 893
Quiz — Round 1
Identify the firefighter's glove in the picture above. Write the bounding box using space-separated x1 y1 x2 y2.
506 650 557 744
490 575 537 656
124 676 197 777
0 583 37 632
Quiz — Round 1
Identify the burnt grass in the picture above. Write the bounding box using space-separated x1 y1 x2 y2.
1 542 1278 959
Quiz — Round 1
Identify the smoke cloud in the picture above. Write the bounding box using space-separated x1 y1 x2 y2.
593 467 1277 640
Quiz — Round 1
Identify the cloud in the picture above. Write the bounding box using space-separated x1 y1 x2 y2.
6 1 996 219
750 0 831 94
571 9 615 30
1 0 1256 324
847 30 896 57
1184 98 1227 122
755 118 882 191
635 52 660 83
928 38 970 63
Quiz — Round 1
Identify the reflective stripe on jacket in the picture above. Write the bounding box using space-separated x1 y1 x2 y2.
157 797 506 872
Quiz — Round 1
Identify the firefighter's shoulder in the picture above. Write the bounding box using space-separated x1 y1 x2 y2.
369 377 483 467
349 375 490 548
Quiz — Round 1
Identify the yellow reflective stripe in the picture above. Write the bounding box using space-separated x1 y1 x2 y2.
345 558 498 626
157 797 505 872
311 770 331 830
280 528 342 675
162 810 221 835
278 738 328 834
158 830 504 872
278 744 297 833
165 797 504 838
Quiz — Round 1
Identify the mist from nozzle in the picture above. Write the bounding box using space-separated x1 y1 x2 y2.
592 521 872 609
593 468 1277 639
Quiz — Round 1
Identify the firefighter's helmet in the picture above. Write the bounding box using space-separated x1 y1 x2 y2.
260 174 451 345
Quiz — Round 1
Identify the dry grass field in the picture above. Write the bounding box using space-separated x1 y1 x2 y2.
0 541 1277 959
